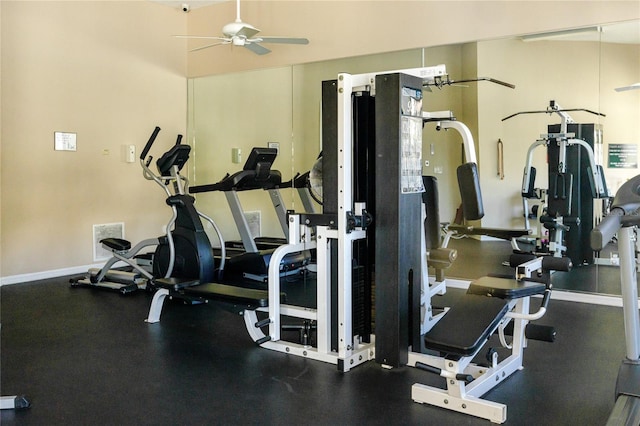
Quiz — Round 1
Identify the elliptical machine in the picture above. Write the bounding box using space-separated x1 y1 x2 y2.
71 127 223 294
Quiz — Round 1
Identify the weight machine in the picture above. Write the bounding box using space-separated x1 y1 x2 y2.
239 67 561 418
243 66 450 371
503 100 608 264
363 69 560 424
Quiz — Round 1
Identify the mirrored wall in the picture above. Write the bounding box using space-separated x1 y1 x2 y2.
187 20 640 295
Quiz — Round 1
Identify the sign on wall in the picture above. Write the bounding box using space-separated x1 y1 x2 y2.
608 143 638 169
54 131 77 151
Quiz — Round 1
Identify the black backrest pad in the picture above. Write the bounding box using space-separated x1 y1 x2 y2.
422 176 440 250
522 167 537 198
457 162 485 221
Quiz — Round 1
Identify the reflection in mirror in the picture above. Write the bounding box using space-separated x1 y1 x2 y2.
187 66 296 247
443 20 640 296
187 20 639 296
188 49 427 246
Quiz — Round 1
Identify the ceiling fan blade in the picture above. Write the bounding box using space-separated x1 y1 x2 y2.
236 25 260 39
244 43 271 55
174 35 227 40
258 36 309 45
190 41 229 52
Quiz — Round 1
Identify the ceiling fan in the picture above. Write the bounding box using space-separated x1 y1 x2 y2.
176 0 309 55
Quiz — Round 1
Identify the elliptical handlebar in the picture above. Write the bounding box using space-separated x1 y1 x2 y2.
591 174 640 251
139 127 187 196
141 126 161 160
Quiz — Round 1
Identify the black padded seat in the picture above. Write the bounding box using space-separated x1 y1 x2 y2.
154 277 201 291
154 277 283 309
447 224 530 241
183 283 283 309
424 294 509 357
467 276 547 299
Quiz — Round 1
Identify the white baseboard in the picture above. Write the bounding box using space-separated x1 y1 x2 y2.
439 276 628 307
3 269 634 309
549 289 626 308
0 264 103 286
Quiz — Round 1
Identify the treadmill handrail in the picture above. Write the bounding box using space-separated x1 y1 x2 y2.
190 169 282 194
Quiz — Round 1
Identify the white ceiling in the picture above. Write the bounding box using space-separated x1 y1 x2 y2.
601 20 640 44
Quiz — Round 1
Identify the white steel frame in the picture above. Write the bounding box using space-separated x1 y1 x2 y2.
412 111 550 423
243 67 449 371
409 297 532 424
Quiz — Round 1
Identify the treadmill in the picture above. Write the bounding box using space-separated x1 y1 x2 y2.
591 175 640 426
190 147 309 282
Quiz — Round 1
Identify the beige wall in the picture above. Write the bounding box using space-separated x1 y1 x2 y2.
1 0 638 281
1 1 188 280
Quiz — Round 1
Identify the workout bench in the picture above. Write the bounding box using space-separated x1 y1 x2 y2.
146 278 285 323
443 224 531 252
410 255 569 423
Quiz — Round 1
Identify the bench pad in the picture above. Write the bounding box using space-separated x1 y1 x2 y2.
448 224 530 240
467 276 546 299
154 277 201 291
424 294 509 357
183 283 281 309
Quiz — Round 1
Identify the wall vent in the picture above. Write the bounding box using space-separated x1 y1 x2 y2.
93 222 124 261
